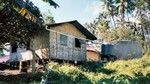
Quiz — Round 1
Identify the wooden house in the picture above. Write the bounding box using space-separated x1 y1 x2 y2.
32 20 97 62
47 20 97 61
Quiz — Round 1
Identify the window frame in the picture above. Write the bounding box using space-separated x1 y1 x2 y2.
60 34 68 46
75 38 81 48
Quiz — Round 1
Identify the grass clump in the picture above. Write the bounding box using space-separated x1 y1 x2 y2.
44 54 150 84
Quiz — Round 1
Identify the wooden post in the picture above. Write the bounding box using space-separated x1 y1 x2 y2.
32 50 36 74
19 61 22 72
30 38 36 74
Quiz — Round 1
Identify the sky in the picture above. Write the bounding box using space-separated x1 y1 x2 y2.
31 0 101 25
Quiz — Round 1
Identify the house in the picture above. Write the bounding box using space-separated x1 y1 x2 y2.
31 20 97 62
3 20 96 63
43 20 97 61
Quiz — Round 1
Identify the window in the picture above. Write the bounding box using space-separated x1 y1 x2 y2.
75 38 81 48
60 34 68 46
11 44 18 53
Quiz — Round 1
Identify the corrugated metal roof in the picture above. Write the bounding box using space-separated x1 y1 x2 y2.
46 20 97 40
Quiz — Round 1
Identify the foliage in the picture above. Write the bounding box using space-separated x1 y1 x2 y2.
43 54 150 84
0 0 58 23
0 6 42 44
43 0 59 8
42 11 55 24
87 18 142 42
0 0 58 44
98 27 134 41
86 0 150 42
43 62 93 84
0 0 41 17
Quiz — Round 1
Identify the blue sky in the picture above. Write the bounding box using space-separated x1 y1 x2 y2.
31 0 100 25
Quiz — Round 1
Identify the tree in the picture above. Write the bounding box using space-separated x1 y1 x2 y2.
0 0 59 17
86 0 149 41
0 0 59 73
99 0 136 28
0 0 59 43
43 0 59 8
85 14 110 41
42 10 55 24
100 0 116 28
133 0 150 37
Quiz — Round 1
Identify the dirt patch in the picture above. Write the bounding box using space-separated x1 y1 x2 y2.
0 70 43 83
0 66 44 83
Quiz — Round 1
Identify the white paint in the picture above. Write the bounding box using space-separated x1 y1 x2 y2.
10 50 33 62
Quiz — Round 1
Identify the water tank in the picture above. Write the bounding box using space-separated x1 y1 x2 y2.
101 44 113 56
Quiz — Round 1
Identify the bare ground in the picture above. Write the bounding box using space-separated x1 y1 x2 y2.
0 66 44 84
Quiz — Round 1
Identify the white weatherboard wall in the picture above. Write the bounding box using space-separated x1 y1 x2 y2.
111 41 143 59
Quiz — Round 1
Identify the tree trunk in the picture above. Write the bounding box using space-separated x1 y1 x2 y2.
111 16 116 28
31 49 36 74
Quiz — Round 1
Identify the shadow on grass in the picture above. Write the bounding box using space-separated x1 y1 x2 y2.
45 70 92 84
133 73 150 84
97 73 150 84
80 62 116 75
0 72 43 83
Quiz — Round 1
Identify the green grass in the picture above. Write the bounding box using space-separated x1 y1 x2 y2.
44 53 150 84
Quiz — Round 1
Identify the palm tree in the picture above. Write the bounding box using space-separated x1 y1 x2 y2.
133 0 150 40
115 0 135 22
100 0 116 28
